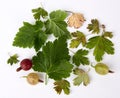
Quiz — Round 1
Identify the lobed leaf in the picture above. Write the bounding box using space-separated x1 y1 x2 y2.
86 36 114 61
45 10 71 38
13 21 47 51
32 7 48 20
87 19 100 34
73 68 90 86
32 36 73 80
72 49 90 66
70 31 86 48
54 80 70 95
7 54 19 65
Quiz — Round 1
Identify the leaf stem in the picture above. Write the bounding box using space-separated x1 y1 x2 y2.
45 74 48 85
69 49 75 54
90 62 95 68
65 10 74 14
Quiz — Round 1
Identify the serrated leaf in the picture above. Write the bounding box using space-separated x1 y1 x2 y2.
7 54 19 65
103 31 113 38
13 21 47 51
32 7 48 20
50 10 67 21
73 68 90 86
54 80 70 95
86 36 114 61
45 10 71 38
73 49 90 66
34 30 47 51
67 13 85 29
32 36 73 80
70 31 86 48
87 19 100 34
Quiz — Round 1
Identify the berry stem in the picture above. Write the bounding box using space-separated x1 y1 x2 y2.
16 67 22 72
38 79 44 83
109 70 114 73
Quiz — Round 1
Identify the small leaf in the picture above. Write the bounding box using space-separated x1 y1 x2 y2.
87 19 100 34
73 49 89 66
103 32 113 38
7 54 19 65
32 7 48 20
73 68 90 86
86 36 114 61
54 80 70 95
67 13 85 29
70 31 86 48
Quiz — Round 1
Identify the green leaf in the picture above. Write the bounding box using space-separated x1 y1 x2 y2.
87 19 100 34
54 80 70 95
50 10 67 21
103 31 113 38
73 68 90 86
45 10 71 38
32 7 48 20
73 49 89 66
7 54 19 65
32 36 73 80
13 21 47 51
86 36 114 61
70 31 86 48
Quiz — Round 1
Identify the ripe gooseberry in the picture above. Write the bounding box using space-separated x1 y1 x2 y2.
24 73 43 85
16 59 32 72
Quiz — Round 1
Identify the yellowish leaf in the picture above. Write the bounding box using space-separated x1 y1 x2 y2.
67 13 85 29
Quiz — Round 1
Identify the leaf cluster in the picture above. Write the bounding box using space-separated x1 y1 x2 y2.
9 7 115 95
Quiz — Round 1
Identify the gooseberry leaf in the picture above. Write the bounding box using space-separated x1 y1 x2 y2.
13 21 47 51
103 31 113 38
70 31 86 48
87 19 100 34
67 13 85 29
32 36 73 80
45 10 71 38
7 54 19 65
86 36 114 61
73 68 90 86
54 80 70 95
32 7 48 20
73 49 90 66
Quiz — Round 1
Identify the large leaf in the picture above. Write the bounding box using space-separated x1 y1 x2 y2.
45 10 71 38
13 21 47 51
32 36 73 80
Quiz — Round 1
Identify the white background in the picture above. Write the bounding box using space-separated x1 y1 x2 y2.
0 0 120 98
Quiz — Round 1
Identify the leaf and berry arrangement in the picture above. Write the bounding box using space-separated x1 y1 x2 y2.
7 6 114 95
